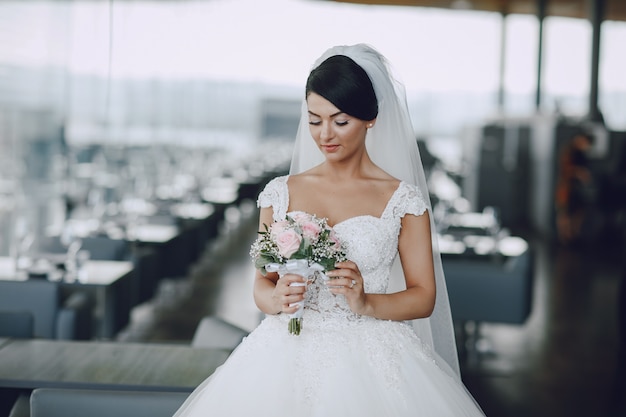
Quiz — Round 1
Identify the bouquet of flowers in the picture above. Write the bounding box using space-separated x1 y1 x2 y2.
250 211 348 335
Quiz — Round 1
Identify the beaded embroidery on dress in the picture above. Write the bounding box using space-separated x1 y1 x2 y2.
172 176 485 417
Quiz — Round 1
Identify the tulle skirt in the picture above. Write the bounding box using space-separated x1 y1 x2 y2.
173 314 485 417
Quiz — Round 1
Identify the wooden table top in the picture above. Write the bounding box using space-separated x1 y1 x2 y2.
0 339 230 392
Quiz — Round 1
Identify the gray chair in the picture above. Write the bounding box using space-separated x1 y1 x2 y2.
0 280 92 340
191 316 248 350
2 311 35 417
30 388 189 417
444 249 534 358
8 394 30 417
444 249 533 324
0 310 34 338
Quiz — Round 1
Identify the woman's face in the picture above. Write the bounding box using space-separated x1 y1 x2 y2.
306 92 372 162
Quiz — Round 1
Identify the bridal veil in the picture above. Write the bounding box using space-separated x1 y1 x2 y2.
289 44 461 379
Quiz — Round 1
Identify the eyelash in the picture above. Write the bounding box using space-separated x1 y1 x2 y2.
308 121 349 126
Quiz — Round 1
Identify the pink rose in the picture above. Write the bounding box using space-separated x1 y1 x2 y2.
329 230 342 250
290 212 311 224
269 220 289 238
301 221 321 240
275 229 302 258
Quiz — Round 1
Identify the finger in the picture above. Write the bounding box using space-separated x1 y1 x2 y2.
281 273 306 284
341 278 356 288
334 260 359 271
345 278 358 289
328 285 352 296
282 304 301 314
325 277 357 289
284 294 304 304
325 268 354 280
277 286 305 300
288 285 306 294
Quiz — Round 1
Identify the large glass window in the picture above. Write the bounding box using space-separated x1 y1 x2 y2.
599 20 626 130
502 14 539 115
1 0 503 145
542 16 591 116
2 0 625 146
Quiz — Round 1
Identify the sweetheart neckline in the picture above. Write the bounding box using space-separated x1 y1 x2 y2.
286 210 381 229
283 176 405 228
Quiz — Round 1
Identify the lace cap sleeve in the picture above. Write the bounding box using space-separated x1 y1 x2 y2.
257 175 289 222
391 182 428 219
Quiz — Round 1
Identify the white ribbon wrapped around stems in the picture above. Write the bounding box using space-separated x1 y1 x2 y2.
266 259 325 335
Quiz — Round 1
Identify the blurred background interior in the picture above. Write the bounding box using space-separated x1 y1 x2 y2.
0 0 625 416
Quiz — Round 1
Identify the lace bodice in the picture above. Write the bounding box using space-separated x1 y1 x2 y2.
257 175 427 329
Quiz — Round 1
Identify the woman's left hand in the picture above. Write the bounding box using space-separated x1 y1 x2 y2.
325 260 368 315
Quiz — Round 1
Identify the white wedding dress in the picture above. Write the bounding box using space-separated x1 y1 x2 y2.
173 176 485 417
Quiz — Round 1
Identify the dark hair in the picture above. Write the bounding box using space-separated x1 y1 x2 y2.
305 55 378 121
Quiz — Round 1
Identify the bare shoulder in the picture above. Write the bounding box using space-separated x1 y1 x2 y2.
369 169 401 197
287 170 322 189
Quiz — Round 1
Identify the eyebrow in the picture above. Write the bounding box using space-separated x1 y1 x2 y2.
308 110 345 118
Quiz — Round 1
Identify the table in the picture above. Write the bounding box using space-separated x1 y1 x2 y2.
0 339 230 392
0 257 21 280
0 257 132 285
60 260 134 339
53 203 218 299
96 215 209 300
0 257 135 339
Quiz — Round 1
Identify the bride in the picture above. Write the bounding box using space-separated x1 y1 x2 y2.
173 44 485 416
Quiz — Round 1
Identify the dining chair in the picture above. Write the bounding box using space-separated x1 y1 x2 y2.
0 280 92 340
444 248 534 324
29 388 189 417
0 310 34 338
191 315 248 350
444 247 534 359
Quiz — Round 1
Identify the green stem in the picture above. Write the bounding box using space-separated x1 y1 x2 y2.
288 318 302 335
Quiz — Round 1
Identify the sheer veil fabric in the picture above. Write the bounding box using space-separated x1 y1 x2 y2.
290 44 461 379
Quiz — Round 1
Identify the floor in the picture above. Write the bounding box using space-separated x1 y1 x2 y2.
117 203 626 417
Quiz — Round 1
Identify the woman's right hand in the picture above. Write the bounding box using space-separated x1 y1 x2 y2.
272 273 307 314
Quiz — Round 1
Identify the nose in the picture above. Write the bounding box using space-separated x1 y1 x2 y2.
319 121 333 141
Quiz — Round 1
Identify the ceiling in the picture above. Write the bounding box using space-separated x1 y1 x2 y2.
327 0 626 21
